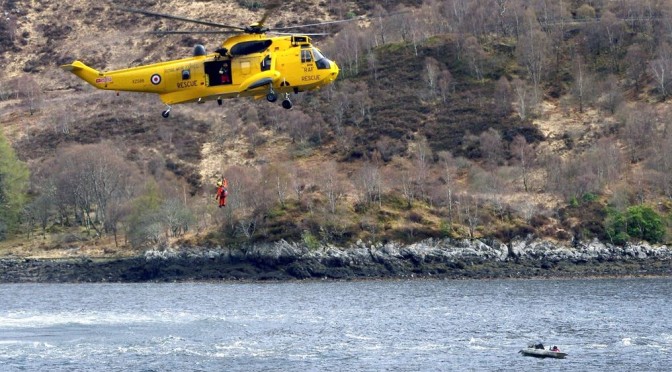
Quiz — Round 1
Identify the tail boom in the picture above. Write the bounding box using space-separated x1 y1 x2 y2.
60 60 167 93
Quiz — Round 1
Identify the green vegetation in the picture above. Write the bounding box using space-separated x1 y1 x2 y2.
607 206 666 245
0 129 29 240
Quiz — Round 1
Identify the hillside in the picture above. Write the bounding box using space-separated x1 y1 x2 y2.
1 0 672 258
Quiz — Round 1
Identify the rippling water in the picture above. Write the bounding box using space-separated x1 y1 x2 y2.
1 278 670 371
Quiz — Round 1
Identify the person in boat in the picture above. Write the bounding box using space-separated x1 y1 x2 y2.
534 343 545 350
551 346 560 352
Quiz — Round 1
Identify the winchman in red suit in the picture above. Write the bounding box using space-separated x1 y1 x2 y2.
215 178 228 208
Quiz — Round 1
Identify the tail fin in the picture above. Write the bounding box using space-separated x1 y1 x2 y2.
60 61 104 87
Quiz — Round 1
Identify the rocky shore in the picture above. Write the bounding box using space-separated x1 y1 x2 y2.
1 238 671 283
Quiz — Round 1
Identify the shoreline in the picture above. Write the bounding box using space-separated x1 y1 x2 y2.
0 257 669 283
1 238 671 283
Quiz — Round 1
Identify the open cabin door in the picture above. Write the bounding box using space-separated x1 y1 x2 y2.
205 60 232 86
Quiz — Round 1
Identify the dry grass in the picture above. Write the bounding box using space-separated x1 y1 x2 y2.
0 231 136 259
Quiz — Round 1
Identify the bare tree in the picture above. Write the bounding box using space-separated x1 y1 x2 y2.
600 10 627 73
494 0 524 37
510 135 535 192
463 36 487 81
424 57 442 97
51 101 75 134
223 165 272 240
438 151 459 227
365 43 379 80
24 192 52 238
315 161 346 214
370 4 389 47
288 163 309 206
330 23 362 76
647 128 672 198
261 162 291 208
17 75 42 115
494 76 512 117
462 193 480 239
584 136 625 190
438 69 454 103
648 41 672 99
285 110 314 146
479 128 505 170
413 138 433 202
624 44 649 94
619 103 656 162
105 203 131 247
570 56 596 113
49 143 140 236
516 10 550 104
349 81 372 128
511 77 535 120
393 157 417 208
353 162 383 207
598 75 624 114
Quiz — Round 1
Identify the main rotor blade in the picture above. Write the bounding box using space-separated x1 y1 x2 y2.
149 30 235 35
271 16 365 31
258 1 282 27
116 6 245 31
269 32 331 36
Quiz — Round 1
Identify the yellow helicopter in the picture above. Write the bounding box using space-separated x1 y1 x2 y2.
61 5 342 118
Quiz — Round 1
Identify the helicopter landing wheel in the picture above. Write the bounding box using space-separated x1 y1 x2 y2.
266 92 278 103
282 99 293 110
161 106 171 118
217 98 223 106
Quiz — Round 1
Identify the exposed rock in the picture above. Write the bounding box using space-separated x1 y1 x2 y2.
1 238 670 282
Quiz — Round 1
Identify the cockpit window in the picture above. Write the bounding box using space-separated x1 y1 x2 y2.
312 48 325 61
312 48 331 70
301 49 313 63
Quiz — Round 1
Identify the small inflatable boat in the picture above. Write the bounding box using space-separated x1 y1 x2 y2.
519 348 567 359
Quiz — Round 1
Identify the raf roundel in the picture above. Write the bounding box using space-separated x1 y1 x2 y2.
150 74 162 85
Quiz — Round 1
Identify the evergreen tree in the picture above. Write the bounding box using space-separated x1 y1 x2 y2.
0 129 29 239
607 205 665 245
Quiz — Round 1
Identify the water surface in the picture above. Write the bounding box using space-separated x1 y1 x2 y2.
1 278 670 371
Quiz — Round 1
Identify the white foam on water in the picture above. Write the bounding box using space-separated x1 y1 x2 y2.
344 332 375 341
468 337 494 350
622 337 632 346
213 340 279 359
0 310 204 329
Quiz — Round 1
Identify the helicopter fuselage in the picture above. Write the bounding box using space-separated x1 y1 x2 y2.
62 34 339 110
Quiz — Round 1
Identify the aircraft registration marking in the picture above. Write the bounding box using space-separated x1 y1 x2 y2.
95 77 112 84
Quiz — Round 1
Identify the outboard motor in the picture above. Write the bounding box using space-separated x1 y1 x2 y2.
193 44 207 56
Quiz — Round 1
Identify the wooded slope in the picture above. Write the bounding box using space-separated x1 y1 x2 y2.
1 0 671 256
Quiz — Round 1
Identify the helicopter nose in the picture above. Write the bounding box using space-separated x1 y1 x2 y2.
329 60 339 81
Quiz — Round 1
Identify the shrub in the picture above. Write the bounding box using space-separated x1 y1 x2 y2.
302 230 320 250
607 205 665 244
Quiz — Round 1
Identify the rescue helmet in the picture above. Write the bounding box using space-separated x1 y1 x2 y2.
217 181 222 186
